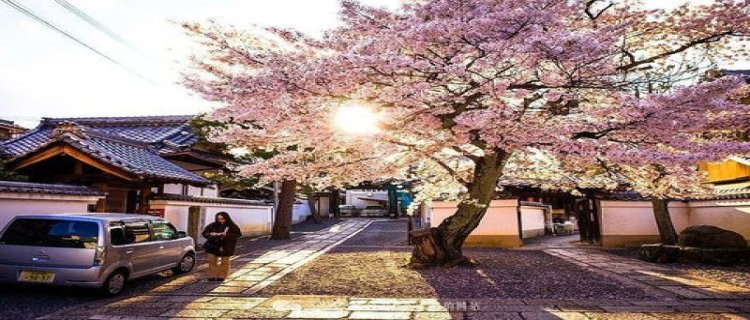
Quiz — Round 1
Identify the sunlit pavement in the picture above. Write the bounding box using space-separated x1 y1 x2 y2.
38 219 750 320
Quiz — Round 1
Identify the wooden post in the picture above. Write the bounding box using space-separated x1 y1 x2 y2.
138 186 152 214
188 206 202 245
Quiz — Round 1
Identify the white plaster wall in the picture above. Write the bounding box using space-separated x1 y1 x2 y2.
688 200 750 241
159 205 191 232
427 200 520 236
346 189 387 209
163 184 183 194
0 193 101 230
162 184 219 197
187 185 203 196
292 202 311 224
203 205 273 236
149 200 274 244
520 205 546 237
599 201 690 236
201 185 219 197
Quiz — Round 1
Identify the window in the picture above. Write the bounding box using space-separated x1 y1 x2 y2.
0 219 99 249
110 227 128 246
152 222 177 241
123 222 151 244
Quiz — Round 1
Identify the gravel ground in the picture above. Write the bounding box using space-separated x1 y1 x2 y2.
257 220 655 299
611 249 750 289
0 218 339 320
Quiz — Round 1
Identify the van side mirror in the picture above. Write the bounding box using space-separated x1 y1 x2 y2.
177 231 187 239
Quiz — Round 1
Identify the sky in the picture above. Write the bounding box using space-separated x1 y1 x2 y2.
0 0 743 128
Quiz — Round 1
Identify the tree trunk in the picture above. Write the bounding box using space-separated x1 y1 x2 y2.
271 179 297 240
409 151 508 268
652 198 677 245
331 189 341 218
307 195 324 223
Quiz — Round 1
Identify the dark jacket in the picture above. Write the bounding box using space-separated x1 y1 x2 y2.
201 222 242 256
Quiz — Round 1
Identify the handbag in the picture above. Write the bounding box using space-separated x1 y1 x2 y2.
203 227 228 251
204 238 221 251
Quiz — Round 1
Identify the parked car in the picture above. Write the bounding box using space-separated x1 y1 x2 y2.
338 205 358 217
0 213 195 296
360 205 387 217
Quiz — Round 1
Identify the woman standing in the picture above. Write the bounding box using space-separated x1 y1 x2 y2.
202 212 242 281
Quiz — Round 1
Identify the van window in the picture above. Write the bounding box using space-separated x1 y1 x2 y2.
110 227 128 246
152 222 177 241
124 223 150 243
0 219 99 249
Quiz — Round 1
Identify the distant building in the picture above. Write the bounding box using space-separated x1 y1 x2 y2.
0 119 27 140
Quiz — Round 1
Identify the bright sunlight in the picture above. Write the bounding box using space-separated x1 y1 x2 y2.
333 103 380 135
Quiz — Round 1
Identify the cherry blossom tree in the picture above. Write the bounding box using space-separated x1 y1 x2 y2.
182 0 750 267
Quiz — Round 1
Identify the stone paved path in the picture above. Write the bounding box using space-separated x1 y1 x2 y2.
38 220 750 320
545 249 750 301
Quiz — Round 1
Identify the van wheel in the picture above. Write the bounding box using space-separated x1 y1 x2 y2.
172 253 195 274
101 270 127 296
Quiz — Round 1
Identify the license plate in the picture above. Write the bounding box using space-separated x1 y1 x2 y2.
18 271 55 283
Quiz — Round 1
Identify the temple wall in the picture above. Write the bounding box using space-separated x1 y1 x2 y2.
599 199 750 247
0 192 102 229
688 199 750 243
149 199 274 244
520 204 547 238
422 199 536 248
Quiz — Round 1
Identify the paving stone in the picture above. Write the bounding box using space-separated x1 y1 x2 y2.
180 302 257 310
629 300 687 307
521 311 589 320
657 286 715 299
347 304 425 312
160 296 216 303
649 313 734 320
456 312 524 320
348 311 412 320
210 297 267 305
100 307 170 317
223 309 290 319
367 298 419 305
599 305 676 313
673 306 736 313
286 309 349 319
259 295 348 311
159 309 229 317
411 312 455 320
555 303 603 312
585 312 659 320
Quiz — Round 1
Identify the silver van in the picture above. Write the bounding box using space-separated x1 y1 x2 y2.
0 213 196 295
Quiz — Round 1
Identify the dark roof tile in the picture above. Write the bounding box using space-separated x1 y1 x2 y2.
0 115 210 185
0 180 105 196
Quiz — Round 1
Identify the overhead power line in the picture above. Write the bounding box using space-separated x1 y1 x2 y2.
53 0 144 56
0 0 156 85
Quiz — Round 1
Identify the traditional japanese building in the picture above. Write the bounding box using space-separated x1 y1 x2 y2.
0 115 222 213
0 119 27 140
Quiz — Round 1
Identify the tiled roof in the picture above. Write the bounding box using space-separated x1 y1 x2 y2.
0 116 210 186
0 180 105 196
151 193 271 206
0 119 27 132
